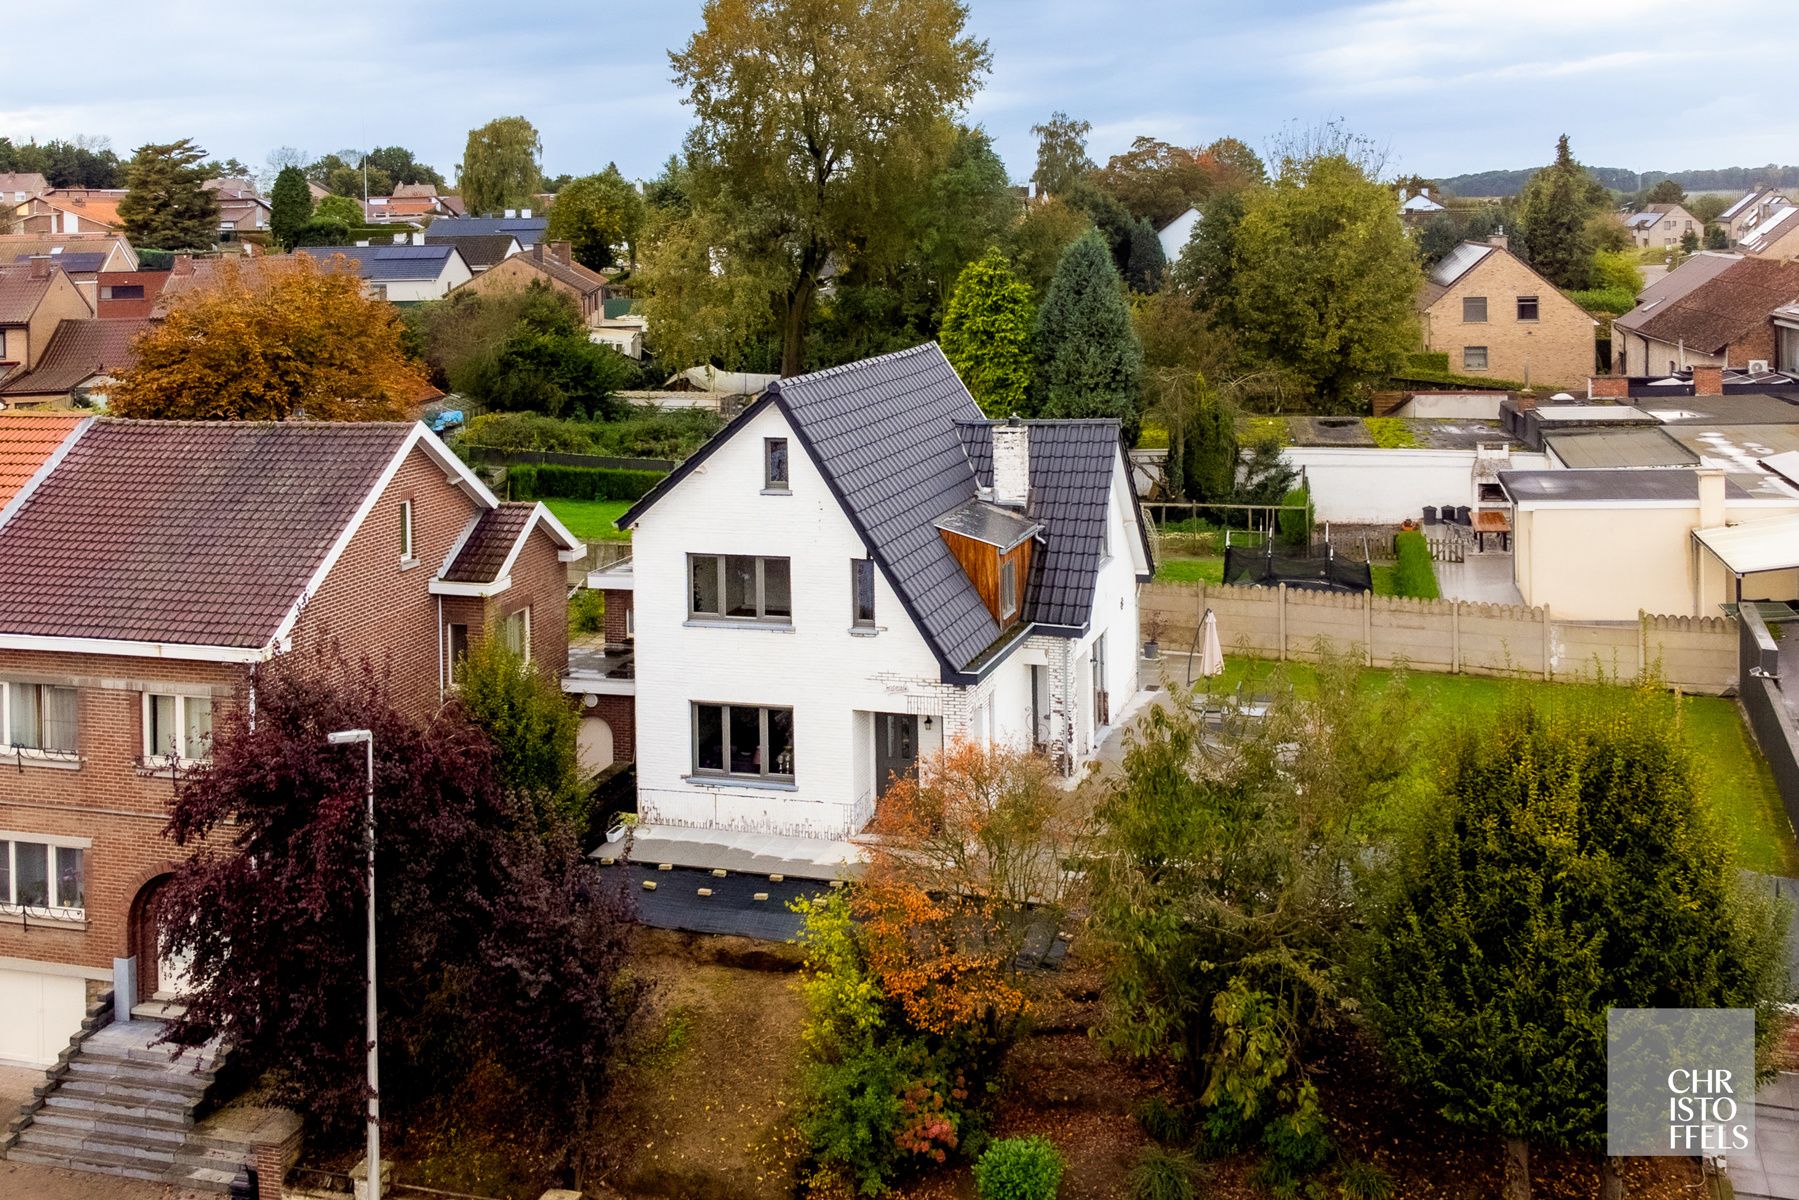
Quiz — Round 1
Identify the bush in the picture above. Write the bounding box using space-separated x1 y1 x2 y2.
455 408 723 461
1338 1159 1397 1200
1275 486 1312 548
1392 529 1439 599
509 463 666 502
1128 1146 1198 1200
1568 286 1638 315
290 219 352 247
1135 1096 1193 1145
974 1137 1065 1200
568 588 605 635
1137 423 1170 450
1591 248 1644 293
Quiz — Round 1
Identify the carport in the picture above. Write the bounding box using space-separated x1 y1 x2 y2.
1692 514 1799 607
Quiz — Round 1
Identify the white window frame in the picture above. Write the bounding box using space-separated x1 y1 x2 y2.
501 607 532 663
142 692 214 766
0 830 89 919
1000 558 1019 619
1463 345 1489 372
0 680 80 761
399 499 415 562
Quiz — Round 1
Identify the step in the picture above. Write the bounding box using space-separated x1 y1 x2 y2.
41 1093 195 1130
27 1110 189 1146
130 1000 187 1022
55 1076 204 1112
12 1126 181 1167
65 1058 214 1094
77 1040 218 1072
6 1147 174 1185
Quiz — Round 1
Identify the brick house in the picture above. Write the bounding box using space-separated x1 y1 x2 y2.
1612 255 1799 377
447 241 611 325
1418 241 1597 388
0 317 150 408
0 418 580 1067
0 260 93 382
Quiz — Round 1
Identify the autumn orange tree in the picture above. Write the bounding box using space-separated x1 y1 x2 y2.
109 254 429 420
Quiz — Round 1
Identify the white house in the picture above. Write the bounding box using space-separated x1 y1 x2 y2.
294 240 473 302
1156 207 1201 267
618 344 1152 838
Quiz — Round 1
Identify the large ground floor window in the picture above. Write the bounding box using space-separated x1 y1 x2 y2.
692 703 795 782
0 836 85 917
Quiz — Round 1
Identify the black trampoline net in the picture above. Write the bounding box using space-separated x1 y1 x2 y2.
1222 545 1373 593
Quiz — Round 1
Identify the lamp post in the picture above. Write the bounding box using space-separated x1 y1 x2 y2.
327 728 379 1199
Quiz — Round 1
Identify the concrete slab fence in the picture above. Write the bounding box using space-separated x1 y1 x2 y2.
1142 581 1738 695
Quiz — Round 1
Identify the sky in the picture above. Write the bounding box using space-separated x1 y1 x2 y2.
2 0 1790 187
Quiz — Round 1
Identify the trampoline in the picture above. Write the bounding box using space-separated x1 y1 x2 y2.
1222 544 1373 593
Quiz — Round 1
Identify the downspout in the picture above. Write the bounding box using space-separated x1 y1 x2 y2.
436 595 445 702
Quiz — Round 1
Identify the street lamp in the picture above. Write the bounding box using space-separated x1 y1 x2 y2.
327 728 379 1198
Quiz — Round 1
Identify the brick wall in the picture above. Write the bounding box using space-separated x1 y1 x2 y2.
603 588 633 647
591 694 635 762
1422 249 1595 387
496 526 570 678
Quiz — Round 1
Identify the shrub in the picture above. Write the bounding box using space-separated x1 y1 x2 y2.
509 463 666 501
1137 423 1170 450
1275 486 1312 548
1568 286 1637 315
974 1136 1064 1200
1128 1146 1198 1200
1404 350 1449 373
568 588 605 635
1135 1096 1193 1145
1338 1159 1397 1200
1591 248 1644 293
1361 417 1418 449
1392 530 1439 599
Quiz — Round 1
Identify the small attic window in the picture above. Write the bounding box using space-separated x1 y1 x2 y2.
1000 559 1018 619
765 438 789 491
399 500 415 561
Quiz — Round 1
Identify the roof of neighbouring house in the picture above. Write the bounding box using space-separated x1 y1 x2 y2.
294 243 464 282
1542 427 1698 469
0 233 136 273
933 498 1040 550
619 344 1149 678
0 412 84 506
1614 256 1799 353
1721 189 1768 221
422 233 517 270
1498 468 1754 504
12 250 107 275
441 502 540 582
0 263 63 324
0 318 149 397
499 247 609 296
34 189 127 230
0 173 48 197
0 420 423 647
1741 205 1799 254
423 215 547 242
393 183 439 198
1616 252 1743 329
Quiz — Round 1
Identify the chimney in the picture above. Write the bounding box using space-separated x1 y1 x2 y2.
1696 467 1725 530
27 254 50 278
551 240 572 265
991 416 1030 509
1488 230 1510 250
392 232 406 244
1588 374 1630 400
412 231 424 246
520 207 532 219
1692 364 1724 396
504 208 517 219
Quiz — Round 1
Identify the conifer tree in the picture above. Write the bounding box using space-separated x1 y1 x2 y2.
1515 134 1603 290
1125 217 1166 293
117 138 220 250
1032 231 1142 436
268 165 313 250
940 248 1036 417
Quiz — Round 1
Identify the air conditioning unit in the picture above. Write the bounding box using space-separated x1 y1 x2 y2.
1748 359 1770 374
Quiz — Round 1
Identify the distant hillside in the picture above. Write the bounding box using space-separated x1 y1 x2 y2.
1435 164 1799 198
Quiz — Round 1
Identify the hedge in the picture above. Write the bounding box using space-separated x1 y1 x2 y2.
509 463 667 501
1393 530 1440 599
1406 351 1450 373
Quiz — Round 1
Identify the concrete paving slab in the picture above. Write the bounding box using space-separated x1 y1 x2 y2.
1434 551 1525 606
593 822 867 881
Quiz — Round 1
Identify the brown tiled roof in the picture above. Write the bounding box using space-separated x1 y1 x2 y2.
519 248 608 297
0 318 151 397
0 173 49 197
0 420 414 647
442 502 537 583
1631 257 1799 354
0 412 84 505
0 263 57 324
0 233 134 274
393 183 439 198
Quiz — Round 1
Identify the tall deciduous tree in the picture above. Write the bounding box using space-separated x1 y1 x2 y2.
1029 111 1092 198
1033 231 1142 432
545 165 645 270
312 193 363 228
1364 689 1790 1200
1095 137 1213 226
1515 134 1605 290
268 165 313 250
458 116 544 217
1203 152 1419 412
661 0 990 376
916 126 1022 307
117 138 221 250
110 255 427 420
365 145 445 188
1004 196 1092 295
940 248 1036 417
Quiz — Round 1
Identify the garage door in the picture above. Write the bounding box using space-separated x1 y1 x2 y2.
0 967 87 1066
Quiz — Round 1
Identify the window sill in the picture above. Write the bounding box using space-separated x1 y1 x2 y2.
684 619 795 633
683 774 798 793
399 557 421 571
134 758 206 778
760 488 792 496
0 749 82 771
0 908 88 930
848 625 882 637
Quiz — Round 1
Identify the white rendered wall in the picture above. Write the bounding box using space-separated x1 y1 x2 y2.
1283 447 1550 524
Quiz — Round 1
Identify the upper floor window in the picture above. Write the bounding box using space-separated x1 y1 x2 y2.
765 438 790 491
851 559 876 627
0 836 85 917
99 284 144 301
400 499 415 561
690 554 792 622
1516 296 1539 322
1463 346 1489 371
1000 558 1019 619
2 681 77 758
145 693 212 764
1462 296 1487 323
501 608 531 662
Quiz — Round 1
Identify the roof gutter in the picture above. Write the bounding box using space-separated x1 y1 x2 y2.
0 632 271 663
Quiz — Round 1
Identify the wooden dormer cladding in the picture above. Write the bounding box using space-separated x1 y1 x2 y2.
934 499 1040 626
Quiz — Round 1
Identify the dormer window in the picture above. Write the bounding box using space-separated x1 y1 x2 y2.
1000 559 1018 618
765 438 789 492
935 498 1038 626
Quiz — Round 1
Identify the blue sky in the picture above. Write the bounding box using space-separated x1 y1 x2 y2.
2 0 1784 186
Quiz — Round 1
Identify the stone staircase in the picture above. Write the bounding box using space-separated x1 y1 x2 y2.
5 1017 245 1192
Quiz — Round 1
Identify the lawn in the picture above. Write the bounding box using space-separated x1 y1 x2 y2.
1156 556 1410 597
543 498 633 542
1182 658 1799 875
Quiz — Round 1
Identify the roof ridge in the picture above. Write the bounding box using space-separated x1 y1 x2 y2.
774 342 943 391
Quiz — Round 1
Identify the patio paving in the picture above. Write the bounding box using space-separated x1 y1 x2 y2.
1731 1071 1799 1200
1434 550 1525 606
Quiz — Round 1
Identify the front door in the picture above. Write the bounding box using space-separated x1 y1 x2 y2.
874 714 918 800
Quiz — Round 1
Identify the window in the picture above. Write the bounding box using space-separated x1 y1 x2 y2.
144 693 213 763
765 438 789 490
99 284 144 301
446 623 470 682
1516 296 1539 322
693 703 794 781
399 500 414 561
1462 295 1487 323
851 559 876 627
501 608 531 661
1462 346 1489 371
689 555 792 622
3 682 78 756
1000 558 1019 619
0 838 85 916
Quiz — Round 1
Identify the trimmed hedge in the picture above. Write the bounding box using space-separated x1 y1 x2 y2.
509 463 667 501
1393 530 1440 599
1406 350 1450 373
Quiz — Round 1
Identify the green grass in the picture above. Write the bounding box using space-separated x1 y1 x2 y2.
1183 659 1798 874
1159 556 1409 598
1242 416 1291 446
543 498 633 542
1363 417 1420 449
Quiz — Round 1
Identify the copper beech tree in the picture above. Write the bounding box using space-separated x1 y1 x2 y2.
109 253 430 421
